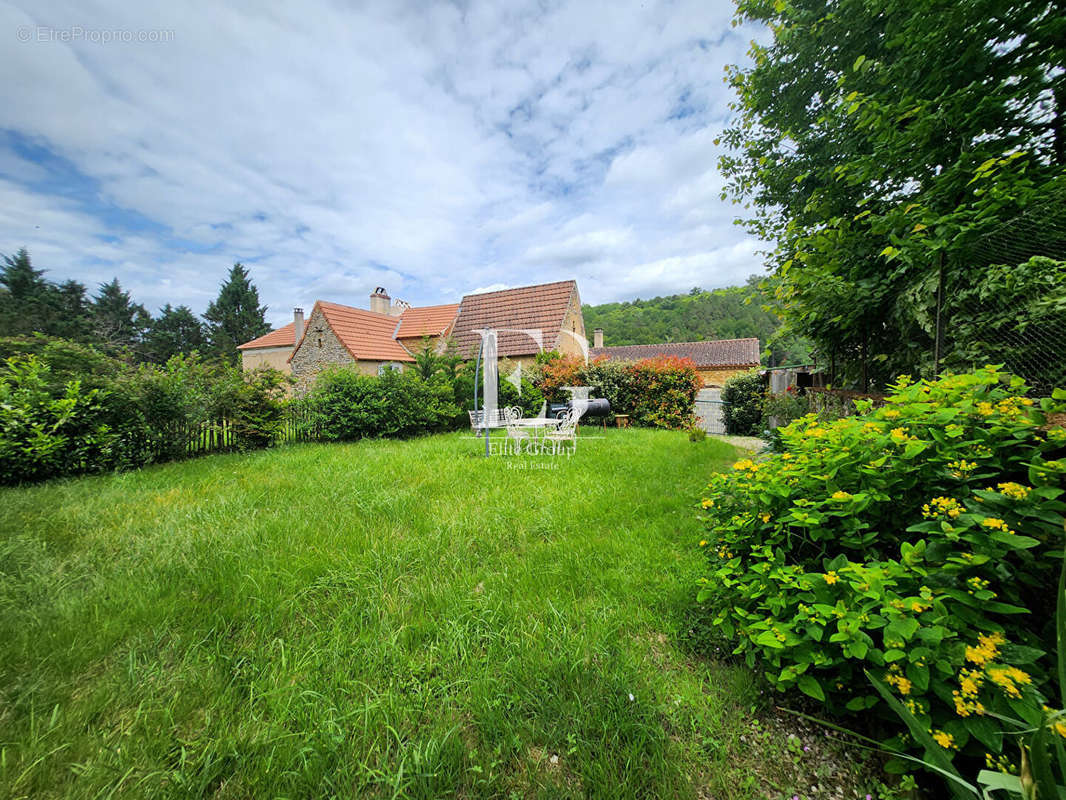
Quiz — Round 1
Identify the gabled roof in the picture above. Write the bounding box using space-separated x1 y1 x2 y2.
451 280 577 358
291 301 415 363
237 322 296 350
590 338 761 368
394 303 460 339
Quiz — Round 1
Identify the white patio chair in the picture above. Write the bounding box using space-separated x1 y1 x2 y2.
503 406 529 455
543 407 579 456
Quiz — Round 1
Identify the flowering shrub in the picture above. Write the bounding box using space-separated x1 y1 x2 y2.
697 368 1066 768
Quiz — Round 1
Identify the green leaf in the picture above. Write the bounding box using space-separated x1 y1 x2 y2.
867 671 976 799
853 54 866 71
1057 549 1066 710
797 674 825 701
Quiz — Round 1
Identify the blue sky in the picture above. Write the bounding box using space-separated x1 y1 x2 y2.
1 0 765 328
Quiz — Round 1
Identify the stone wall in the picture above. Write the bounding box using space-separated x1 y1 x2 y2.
290 305 355 393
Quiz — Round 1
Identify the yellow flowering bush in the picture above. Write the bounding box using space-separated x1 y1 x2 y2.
696 368 1066 767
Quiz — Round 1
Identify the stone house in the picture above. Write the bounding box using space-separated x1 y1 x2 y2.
449 280 586 367
238 280 586 391
588 333 761 387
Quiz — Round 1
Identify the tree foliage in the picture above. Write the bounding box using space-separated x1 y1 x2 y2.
144 304 207 364
0 249 92 341
203 263 270 364
91 278 151 357
719 0 1066 388
582 278 811 365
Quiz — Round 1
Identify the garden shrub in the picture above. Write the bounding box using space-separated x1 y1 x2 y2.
722 370 766 436
305 367 458 440
528 352 700 430
529 352 585 402
625 356 701 429
762 388 810 429
0 342 292 484
697 368 1066 769
0 356 121 484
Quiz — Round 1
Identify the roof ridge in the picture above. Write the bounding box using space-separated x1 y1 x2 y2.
460 279 575 301
594 336 759 349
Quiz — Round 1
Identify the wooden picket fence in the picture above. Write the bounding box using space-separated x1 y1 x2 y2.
148 406 323 461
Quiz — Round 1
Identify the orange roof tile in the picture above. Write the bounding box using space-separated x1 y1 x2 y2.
237 322 296 350
451 280 577 358
394 303 460 339
291 301 415 363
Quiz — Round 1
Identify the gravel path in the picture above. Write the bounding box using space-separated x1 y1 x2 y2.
715 434 765 452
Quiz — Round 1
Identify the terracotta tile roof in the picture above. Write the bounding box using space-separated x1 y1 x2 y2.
451 280 577 358
237 322 296 350
590 338 761 368
291 301 415 363
394 303 460 339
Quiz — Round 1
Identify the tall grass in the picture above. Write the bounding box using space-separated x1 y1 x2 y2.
2 429 764 798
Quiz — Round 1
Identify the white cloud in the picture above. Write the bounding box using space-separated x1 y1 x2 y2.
0 0 765 327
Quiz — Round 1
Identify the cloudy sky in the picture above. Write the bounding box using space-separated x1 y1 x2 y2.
1 0 765 327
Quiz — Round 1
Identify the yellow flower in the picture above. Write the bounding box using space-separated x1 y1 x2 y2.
885 671 913 695
976 401 995 416
701 498 715 508
965 632 1005 666
890 427 909 443
932 730 957 750
987 666 1024 699
883 409 901 419
996 482 1031 501
699 540 708 547
922 496 964 519
831 490 852 501
980 517 1010 532
733 458 757 471
823 571 839 585
759 512 771 523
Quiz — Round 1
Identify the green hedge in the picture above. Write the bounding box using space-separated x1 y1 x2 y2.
302 367 459 440
0 337 288 485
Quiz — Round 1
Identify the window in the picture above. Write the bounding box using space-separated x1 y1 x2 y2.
378 362 402 375
317 337 322 348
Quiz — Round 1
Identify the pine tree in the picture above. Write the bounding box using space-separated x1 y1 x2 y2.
203 263 270 364
144 304 206 363
91 278 151 357
49 280 93 342
0 248 52 336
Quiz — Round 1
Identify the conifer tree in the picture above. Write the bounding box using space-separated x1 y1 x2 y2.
91 278 151 356
144 304 206 363
203 263 270 363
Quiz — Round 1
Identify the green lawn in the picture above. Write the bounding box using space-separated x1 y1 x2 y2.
0 429 869 799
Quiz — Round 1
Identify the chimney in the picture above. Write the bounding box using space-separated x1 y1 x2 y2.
593 328 604 348
370 287 390 315
293 307 304 345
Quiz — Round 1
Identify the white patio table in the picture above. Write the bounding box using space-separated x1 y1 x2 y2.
510 417 561 454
